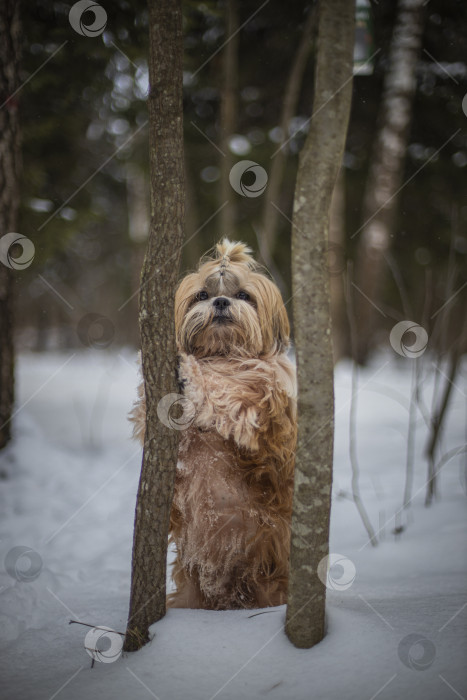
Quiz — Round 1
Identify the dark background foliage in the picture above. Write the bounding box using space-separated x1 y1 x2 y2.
15 0 467 352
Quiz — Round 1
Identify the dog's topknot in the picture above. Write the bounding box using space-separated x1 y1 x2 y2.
214 239 257 269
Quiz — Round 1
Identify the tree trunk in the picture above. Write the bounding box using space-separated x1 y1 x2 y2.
425 317 467 506
353 0 425 363
0 1 21 449
219 0 238 237
124 0 184 652
261 7 316 257
285 0 355 649
329 169 349 364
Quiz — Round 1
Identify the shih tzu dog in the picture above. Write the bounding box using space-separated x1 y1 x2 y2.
131 239 296 610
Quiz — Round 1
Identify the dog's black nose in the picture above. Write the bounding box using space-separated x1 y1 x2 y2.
213 297 230 309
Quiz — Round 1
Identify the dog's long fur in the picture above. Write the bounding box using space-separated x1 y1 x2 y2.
130 240 296 609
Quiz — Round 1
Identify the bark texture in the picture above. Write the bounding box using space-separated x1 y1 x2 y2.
354 0 425 363
124 0 184 651
285 0 355 649
0 1 21 449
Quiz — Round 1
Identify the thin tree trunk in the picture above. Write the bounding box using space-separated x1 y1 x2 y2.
425 208 466 504
261 7 316 256
184 156 202 264
0 1 21 449
329 169 348 363
425 322 466 506
401 359 418 510
383 251 420 514
124 0 184 652
354 0 425 363
346 264 378 545
286 0 355 649
219 0 238 237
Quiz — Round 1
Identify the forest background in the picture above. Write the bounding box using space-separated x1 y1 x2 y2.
11 0 467 360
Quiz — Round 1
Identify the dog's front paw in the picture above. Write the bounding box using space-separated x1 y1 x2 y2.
232 407 260 451
211 403 259 451
176 355 188 394
177 354 210 419
178 354 205 388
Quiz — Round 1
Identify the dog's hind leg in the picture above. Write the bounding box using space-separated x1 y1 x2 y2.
167 561 206 609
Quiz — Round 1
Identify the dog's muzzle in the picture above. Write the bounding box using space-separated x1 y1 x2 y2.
212 297 232 323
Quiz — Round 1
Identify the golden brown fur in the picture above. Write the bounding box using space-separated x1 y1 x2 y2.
130 239 296 609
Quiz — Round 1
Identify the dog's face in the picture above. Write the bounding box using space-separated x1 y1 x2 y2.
175 240 290 358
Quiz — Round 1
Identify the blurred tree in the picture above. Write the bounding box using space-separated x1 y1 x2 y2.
8 0 466 358
219 0 239 237
329 169 349 363
18 0 149 349
0 1 21 448
286 0 355 649
124 0 184 651
260 6 316 261
353 0 426 363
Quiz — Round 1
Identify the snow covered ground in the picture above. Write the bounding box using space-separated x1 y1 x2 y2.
0 350 466 700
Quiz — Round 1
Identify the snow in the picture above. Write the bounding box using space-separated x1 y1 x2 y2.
0 350 466 700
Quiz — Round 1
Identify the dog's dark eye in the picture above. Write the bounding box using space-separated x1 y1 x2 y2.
196 291 209 301
236 291 250 301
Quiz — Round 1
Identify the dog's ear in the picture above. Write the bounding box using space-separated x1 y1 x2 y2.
175 273 198 348
270 297 290 353
250 274 290 354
